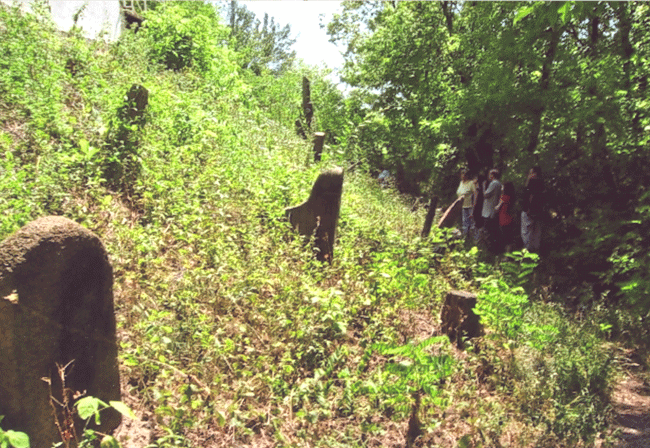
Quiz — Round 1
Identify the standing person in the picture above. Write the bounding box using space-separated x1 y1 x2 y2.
456 169 475 240
472 173 486 241
521 166 544 252
481 169 503 251
496 182 516 252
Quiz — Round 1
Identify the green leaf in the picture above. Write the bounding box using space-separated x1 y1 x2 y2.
79 139 89 153
6 431 29 448
514 5 535 25
557 2 572 24
109 401 137 420
76 396 107 421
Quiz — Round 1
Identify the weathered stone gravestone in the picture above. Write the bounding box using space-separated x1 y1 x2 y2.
440 290 482 348
437 196 464 229
285 167 344 262
121 84 148 125
313 132 326 162
0 216 121 447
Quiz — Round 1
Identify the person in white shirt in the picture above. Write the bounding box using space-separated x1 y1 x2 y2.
481 168 503 251
456 169 476 239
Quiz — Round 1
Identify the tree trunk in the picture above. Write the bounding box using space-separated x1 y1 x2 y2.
440 1 454 35
526 27 559 154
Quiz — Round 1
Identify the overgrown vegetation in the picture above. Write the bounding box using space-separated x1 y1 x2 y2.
0 1 639 447
329 1 650 335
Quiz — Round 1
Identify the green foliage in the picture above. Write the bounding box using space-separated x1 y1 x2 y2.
0 418 29 448
373 336 453 416
0 2 625 446
142 2 231 73
0 1 65 147
75 397 135 426
226 1 296 75
328 2 650 311
476 279 529 341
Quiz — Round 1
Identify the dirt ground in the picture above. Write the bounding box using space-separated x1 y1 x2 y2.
608 375 650 448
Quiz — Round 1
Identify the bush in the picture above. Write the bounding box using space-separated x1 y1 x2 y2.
142 2 230 74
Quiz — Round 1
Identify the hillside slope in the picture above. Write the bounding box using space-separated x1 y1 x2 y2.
0 4 628 448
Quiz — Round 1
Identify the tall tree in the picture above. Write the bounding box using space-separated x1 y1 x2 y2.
327 0 650 313
226 0 296 74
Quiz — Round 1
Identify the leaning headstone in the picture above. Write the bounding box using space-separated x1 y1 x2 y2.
285 167 344 262
437 196 464 229
0 216 121 447
421 195 439 238
440 290 482 348
313 132 326 162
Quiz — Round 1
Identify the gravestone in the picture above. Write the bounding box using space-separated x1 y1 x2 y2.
420 195 439 238
440 290 482 347
0 216 121 447
121 84 148 125
437 196 464 229
313 132 326 162
285 167 344 262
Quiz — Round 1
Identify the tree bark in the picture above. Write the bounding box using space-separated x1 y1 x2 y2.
441 1 454 35
526 27 559 154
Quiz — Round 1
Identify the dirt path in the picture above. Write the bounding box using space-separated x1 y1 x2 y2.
609 375 650 447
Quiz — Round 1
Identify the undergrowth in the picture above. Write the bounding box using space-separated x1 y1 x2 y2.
0 3 618 447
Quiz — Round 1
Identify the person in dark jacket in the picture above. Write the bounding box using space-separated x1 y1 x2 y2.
521 166 544 252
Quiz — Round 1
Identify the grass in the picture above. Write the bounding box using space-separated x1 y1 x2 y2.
0 4 622 447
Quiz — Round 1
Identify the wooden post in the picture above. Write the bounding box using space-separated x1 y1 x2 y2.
421 195 439 238
313 132 326 162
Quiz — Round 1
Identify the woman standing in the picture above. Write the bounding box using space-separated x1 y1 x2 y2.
456 169 476 239
497 182 516 252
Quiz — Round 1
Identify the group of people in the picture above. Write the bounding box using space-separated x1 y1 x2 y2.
456 166 545 253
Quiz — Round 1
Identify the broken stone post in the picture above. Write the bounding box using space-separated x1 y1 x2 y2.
122 84 149 125
0 216 121 447
285 167 344 263
440 290 482 348
295 119 307 140
421 195 439 238
302 76 313 129
313 132 326 162
437 196 464 229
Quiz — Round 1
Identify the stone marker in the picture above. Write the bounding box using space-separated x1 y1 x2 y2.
437 196 464 229
285 167 344 262
420 195 439 238
313 132 326 162
121 84 148 124
0 216 121 447
440 290 482 347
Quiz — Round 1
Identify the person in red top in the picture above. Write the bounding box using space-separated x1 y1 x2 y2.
496 182 515 252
